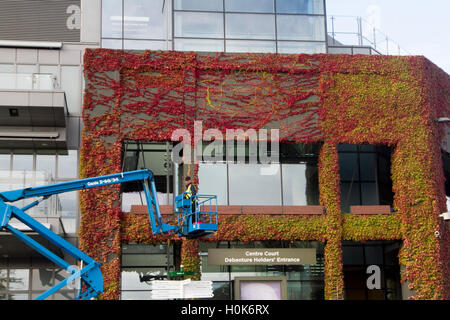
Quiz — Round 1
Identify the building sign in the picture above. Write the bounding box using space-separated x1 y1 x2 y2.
0 0 80 42
208 248 316 265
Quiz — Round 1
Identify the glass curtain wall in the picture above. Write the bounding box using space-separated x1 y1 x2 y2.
0 150 79 233
101 0 327 53
173 0 326 53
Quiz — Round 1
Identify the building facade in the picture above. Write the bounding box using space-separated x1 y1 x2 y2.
82 49 450 300
0 0 449 300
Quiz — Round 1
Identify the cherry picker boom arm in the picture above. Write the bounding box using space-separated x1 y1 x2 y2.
0 169 181 300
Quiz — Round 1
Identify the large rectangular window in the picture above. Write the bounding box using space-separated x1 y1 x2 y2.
198 142 320 206
342 241 402 300
120 243 180 300
0 258 76 300
338 144 394 213
200 241 324 300
121 142 174 210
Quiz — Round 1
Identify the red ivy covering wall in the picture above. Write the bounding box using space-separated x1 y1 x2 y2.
81 49 450 300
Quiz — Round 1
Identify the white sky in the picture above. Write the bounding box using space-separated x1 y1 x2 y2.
326 0 450 74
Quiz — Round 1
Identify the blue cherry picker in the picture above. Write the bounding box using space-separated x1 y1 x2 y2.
0 169 217 300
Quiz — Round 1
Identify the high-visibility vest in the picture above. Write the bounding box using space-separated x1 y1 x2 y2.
184 183 197 200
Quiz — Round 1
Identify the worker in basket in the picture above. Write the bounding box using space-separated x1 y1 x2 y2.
183 176 198 224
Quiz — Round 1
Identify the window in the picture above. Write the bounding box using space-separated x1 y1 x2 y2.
174 0 223 11
338 145 393 213
225 40 276 53
121 142 174 209
225 0 274 13
342 241 402 300
277 15 325 41
174 12 223 38
0 258 76 300
198 142 320 206
61 66 81 115
199 241 324 300
102 0 169 50
172 0 327 54
57 150 78 179
120 243 180 300
225 14 275 40
276 0 324 14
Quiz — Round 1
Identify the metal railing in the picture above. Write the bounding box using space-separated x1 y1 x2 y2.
327 15 411 56
0 73 58 90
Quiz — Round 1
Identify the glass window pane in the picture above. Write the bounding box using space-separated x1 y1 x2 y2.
277 41 326 54
174 12 223 38
124 40 168 50
102 0 123 38
360 153 376 181
61 66 81 115
31 269 53 290
365 246 384 265
121 267 165 290
282 163 319 205
174 0 223 11
226 14 275 40
328 47 352 54
276 0 324 14
0 64 15 89
361 182 378 205
124 0 167 39
277 15 325 41
8 293 28 300
225 0 274 13
0 154 10 170
0 269 7 290
175 38 224 52
339 153 359 181
342 246 364 265
102 38 122 49
8 269 30 290
57 150 78 179
228 164 282 205
340 182 360 212
13 154 33 171
56 191 78 233
226 40 276 53
54 291 75 300
36 154 56 178
121 291 152 300
198 163 228 205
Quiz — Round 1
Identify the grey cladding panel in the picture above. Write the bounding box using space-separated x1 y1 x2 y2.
0 0 80 42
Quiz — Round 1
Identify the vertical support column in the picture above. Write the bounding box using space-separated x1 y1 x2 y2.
392 135 446 299
181 239 201 280
318 143 344 300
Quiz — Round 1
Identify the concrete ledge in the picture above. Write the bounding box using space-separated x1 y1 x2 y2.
350 205 391 215
128 205 325 215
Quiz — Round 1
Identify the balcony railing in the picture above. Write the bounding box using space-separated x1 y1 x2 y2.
0 73 58 90
327 15 411 56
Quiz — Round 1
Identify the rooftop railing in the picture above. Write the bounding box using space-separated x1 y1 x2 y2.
327 15 412 56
